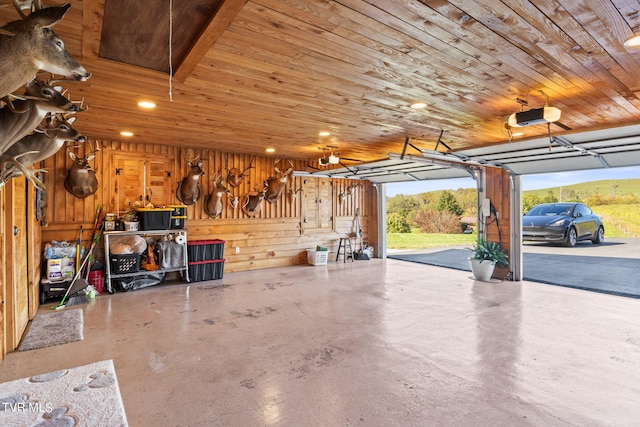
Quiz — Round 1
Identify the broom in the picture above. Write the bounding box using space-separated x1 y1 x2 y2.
51 208 104 310
51 240 95 309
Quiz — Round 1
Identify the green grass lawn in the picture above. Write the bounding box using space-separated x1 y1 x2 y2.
387 230 476 249
595 204 640 238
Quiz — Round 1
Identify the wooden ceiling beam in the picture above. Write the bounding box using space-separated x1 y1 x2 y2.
174 0 249 82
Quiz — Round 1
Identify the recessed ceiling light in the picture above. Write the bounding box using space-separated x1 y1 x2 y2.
265 148 275 153
318 131 331 137
120 131 134 137
624 34 640 47
411 102 427 109
137 101 156 109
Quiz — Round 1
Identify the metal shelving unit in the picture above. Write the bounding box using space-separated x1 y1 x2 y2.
104 229 189 293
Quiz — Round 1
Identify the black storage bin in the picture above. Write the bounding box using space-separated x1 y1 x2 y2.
136 208 172 230
213 259 225 279
187 239 225 262
109 253 142 274
188 259 225 282
213 240 225 259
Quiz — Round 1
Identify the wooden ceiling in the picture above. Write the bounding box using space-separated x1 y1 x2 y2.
3 0 640 164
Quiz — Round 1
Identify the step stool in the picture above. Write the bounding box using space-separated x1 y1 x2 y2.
336 237 354 263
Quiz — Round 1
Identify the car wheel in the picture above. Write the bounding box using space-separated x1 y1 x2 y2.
565 227 577 247
592 226 604 244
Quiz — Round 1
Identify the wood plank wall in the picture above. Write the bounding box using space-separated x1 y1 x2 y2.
484 167 512 280
40 140 377 274
0 181 5 360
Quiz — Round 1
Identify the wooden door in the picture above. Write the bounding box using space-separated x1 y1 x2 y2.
5 177 29 351
114 154 173 212
302 178 334 232
0 184 5 358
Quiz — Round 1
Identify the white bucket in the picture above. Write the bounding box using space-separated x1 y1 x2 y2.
123 221 139 231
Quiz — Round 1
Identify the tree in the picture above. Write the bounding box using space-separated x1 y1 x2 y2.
412 208 462 233
387 212 411 233
436 191 463 216
387 194 420 216
522 194 542 214
542 190 558 204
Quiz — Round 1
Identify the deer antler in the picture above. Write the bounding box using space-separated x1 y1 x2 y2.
241 156 257 175
86 139 100 156
1 95 28 113
187 154 201 165
13 0 44 18
46 77 84 85
71 97 88 113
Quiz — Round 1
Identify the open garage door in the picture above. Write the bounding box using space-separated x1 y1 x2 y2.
295 124 640 280
297 123 640 182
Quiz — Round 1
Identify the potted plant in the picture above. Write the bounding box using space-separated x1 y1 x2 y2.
468 237 509 281
121 208 139 231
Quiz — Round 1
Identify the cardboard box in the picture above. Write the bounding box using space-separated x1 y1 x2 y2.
47 258 75 280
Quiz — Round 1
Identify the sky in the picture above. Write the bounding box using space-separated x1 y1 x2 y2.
385 165 640 197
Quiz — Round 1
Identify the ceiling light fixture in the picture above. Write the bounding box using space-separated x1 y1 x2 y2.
138 101 156 109
410 102 427 109
265 148 275 153
318 131 331 137
120 131 134 137
624 34 640 47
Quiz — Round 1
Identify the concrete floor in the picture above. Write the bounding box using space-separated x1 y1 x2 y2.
1 259 640 426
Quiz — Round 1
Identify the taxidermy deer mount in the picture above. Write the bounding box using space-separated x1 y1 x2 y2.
264 158 294 204
64 141 99 198
241 185 267 217
0 113 85 191
176 156 205 205
0 1 91 99
225 153 256 188
0 76 83 157
204 173 231 218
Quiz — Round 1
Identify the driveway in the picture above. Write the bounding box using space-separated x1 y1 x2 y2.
522 238 640 259
387 238 640 298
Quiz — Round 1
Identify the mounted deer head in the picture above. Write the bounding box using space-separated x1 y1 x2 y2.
203 173 231 218
176 156 205 205
339 183 359 202
64 142 99 198
225 153 256 188
0 1 91 99
241 185 267 217
288 187 303 201
264 158 294 204
0 76 81 156
0 113 85 190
